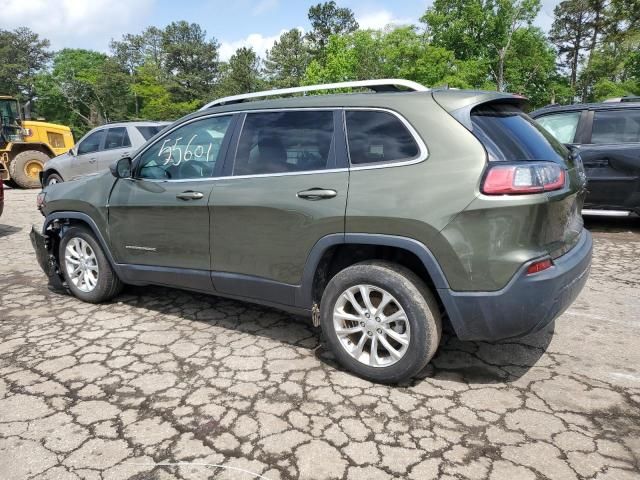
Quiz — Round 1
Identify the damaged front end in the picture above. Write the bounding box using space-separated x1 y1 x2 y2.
30 220 67 291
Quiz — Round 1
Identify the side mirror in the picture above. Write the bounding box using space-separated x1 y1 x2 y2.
111 157 132 178
69 147 77 156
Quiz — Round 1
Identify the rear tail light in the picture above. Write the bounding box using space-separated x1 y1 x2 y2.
482 162 566 195
526 258 553 275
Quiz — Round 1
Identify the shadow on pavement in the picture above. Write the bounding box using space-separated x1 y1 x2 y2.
112 284 553 386
583 215 640 234
0 225 22 238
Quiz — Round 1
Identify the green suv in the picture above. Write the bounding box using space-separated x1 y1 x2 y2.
31 79 592 383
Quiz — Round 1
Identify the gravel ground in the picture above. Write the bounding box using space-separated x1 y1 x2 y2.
1 188 639 480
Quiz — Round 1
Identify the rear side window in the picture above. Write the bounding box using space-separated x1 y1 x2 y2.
104 127 131 150
535 112 581 144
234 110 334 175
345 110 419 165
136 125 166 140
591 109 640 144
471 104 567 162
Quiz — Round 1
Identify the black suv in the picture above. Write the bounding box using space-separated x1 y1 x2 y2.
531 101 640 215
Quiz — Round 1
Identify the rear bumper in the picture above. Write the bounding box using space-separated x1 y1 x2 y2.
440 229 592 341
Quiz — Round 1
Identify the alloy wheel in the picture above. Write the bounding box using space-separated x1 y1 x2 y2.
333 284 411 367
64 237 99 292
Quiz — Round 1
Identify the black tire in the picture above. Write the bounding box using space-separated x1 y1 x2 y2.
58 226 123 303
45 172 63 186
9 150 50 189
320 261 441 384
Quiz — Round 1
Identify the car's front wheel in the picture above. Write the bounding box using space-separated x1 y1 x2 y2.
320 261 441 384
45 172 63 186
59 226 123 303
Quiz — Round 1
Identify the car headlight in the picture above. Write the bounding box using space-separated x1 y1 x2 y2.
36 191 46 213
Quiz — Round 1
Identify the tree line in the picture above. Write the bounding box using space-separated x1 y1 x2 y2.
0 0 638 138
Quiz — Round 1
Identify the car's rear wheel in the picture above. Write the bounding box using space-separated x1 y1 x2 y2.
320 261 441 384
59 226 123 303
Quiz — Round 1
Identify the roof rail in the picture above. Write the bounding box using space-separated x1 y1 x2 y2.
200 79 428 110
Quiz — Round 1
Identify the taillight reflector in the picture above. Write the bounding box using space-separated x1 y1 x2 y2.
526 258 553 275
482 162 566 195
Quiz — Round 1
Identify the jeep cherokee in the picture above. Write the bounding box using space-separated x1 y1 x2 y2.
31 79 592 383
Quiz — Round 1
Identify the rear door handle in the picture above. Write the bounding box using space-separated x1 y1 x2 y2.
297 188 337 200
176 191 204 200
121 152 130 158
88 157 96 164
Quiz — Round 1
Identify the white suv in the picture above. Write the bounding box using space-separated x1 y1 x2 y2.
42 121 169 186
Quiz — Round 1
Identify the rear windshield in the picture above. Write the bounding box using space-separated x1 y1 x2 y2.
471 104 568 163
136 125 166 140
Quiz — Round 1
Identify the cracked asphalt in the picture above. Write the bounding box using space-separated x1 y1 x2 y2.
1 188 639 480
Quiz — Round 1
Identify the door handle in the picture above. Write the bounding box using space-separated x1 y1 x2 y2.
176 191 204 200
121 152 130 158
89 157 96 164
297 188 338 200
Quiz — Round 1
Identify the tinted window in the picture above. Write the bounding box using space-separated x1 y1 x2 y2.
234 111 334 175
77 130 105 155
104 127 131 150
137 116 231 180
136 125 166 140
471 104 567 162
591 109 640 144
345 111 419 165
535 112 581 144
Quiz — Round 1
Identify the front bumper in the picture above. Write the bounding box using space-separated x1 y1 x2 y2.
440 229 593 341
31 224 67 291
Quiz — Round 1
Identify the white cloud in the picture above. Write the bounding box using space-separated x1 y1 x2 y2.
356 9 413 30
252 0 279 16
1 0 156 51
219 27 303 61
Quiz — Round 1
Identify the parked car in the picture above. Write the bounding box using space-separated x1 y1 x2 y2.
31 80 592 383
530 101 640 216
41 121 169 186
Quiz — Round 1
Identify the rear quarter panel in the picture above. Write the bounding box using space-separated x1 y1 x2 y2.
345 95 487 289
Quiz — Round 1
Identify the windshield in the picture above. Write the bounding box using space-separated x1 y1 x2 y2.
0 99 20 126
471 103 569 164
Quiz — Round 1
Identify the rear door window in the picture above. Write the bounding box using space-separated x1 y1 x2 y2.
470 103 567 162
591 109 640 144
234 110 334 175
535 112 581 144
136 125 166 140
345 110 420 165
104 127 131 150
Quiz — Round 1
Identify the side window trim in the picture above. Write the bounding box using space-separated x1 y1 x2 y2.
228 108 340 178
343 108 428 169
131 113 238 181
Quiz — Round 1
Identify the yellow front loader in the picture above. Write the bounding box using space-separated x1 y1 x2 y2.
0 95 74 188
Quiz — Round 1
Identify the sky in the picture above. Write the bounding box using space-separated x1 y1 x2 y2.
1 0 562 61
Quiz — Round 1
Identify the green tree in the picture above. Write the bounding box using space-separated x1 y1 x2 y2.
303 28 461 89
161 21 220 101
0 27 52 100
218 47 263 97
306 1 359 55
35 49 132 135
549 0 593 89
264 29 311 88
422 0 541 91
